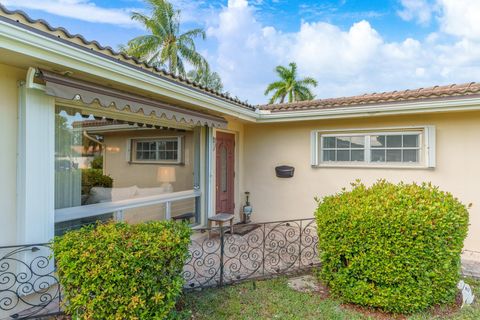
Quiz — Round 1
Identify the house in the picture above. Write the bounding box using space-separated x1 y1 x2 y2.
1 4 480 267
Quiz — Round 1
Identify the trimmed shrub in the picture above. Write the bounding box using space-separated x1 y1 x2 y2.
90 156 104 170
81 168 113 196
315 180 469 313
53 221 191 319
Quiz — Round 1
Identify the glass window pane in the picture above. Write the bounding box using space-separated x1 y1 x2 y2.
158 141 166 150
337 150 350 161
220 146 227 192
323 137 336 148
55 106 198 235
371 135 386 148
371 149 386 162
387 135 402 148
323 150 336 161
403 149 418 162
386 150 402 162
350 136 365 148
336 137 350 148
403 135 419 148
351 150 365 161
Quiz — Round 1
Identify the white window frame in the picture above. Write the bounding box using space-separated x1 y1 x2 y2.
311 126 436 168
130 136 183 164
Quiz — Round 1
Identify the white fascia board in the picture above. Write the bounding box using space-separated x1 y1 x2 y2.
0 20 258 122
256 97 480 122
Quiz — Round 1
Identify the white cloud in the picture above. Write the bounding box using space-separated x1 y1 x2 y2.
437 0 480 40
397 0 435 25
6 0 480 104
397 0 480 40
2 0 138 27
207 0 480 104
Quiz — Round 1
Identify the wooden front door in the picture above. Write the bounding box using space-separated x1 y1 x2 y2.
215 132 235 214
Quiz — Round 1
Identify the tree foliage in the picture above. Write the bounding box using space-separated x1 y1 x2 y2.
187 65 224 92
122 0 207 77
264 62 318 104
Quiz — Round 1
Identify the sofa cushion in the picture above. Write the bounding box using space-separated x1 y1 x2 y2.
135 186 168 198
86 186 138 204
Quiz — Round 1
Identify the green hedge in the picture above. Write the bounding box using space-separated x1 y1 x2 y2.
53 221 191 319
315 180 469 313
90 156 104 170
81 168 113 196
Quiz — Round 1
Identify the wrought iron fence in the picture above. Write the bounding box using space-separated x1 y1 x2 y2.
0 218 319 319
183 218 320 289
2 218 480 319
0 244 61 319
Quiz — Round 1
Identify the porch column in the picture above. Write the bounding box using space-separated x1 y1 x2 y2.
17 83 55 244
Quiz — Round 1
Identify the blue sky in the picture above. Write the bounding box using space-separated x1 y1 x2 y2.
3 0 480 104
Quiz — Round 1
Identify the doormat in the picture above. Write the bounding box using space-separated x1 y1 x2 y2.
226 223 261 236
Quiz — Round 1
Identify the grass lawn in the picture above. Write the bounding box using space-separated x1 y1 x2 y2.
179 276 480 320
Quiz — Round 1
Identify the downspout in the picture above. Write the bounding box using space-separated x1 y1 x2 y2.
82 130 106 172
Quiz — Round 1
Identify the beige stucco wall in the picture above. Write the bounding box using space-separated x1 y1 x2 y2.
244 111 480 252
0 64 25 245
103 129 194 191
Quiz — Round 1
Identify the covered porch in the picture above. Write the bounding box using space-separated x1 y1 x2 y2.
13 67 250 247
0 64 250 319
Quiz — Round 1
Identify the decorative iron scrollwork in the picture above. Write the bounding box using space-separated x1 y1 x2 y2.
182 218 320 289
0 218 321 318
0 244 61 319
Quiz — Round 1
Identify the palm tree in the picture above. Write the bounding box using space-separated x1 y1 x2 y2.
264 62 318 104
187 66 224 92
122 0 207 77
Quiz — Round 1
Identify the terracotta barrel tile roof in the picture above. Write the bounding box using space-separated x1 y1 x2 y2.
259 82 480 112
0 4 254 110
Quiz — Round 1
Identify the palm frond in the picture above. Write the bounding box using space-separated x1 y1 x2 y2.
269 88 287 104
295 86 315 101
124 35 160 59
264 81 286 95
178 44 206 69
176 55 186 77
275 65 291 81
297 77 318 87
180 28 206 40
288 62 297 78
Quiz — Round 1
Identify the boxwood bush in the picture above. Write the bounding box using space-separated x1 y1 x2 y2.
81 168 113 196
315 180 469 313
53 221 191 319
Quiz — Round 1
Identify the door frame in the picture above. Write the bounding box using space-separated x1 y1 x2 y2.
210 128 240 222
